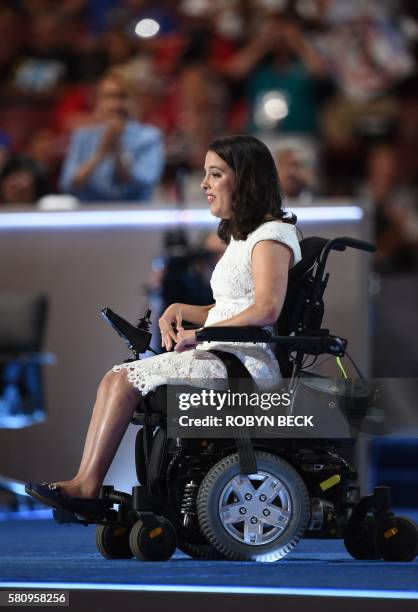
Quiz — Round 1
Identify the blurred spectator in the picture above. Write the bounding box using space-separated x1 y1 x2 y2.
10 12 81 96
0 130 11 172
0 155 47 205
363 144 418 272
316 0 414 149
275 138 319 202
25 128 62 193
59 70 164 202
224 11 327 135
0 5 27 83
146 228 226 323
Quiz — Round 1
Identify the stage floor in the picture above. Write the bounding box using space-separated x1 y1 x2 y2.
1 513 418 596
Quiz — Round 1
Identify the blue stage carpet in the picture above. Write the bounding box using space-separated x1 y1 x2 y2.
1 513 418 594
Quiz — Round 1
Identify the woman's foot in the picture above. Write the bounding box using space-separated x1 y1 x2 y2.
25 482 73 509
24 482 111 515
51 479 100 499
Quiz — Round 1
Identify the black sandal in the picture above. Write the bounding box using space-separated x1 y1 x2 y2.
25 483 113 515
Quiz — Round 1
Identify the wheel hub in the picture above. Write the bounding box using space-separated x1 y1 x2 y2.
218 471 292 545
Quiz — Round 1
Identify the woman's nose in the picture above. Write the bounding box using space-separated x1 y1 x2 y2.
200 176 209 191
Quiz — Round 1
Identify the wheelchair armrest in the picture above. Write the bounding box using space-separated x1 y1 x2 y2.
196 326 347 357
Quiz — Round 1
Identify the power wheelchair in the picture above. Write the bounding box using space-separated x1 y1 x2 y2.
53 235 418 563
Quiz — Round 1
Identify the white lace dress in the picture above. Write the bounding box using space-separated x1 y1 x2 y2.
113 221 301 395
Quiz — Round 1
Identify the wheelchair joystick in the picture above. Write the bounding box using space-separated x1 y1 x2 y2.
101 307 153 357
137 309 152 331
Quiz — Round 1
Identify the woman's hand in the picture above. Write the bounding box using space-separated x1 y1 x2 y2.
174 327 199 353
159 307 183 351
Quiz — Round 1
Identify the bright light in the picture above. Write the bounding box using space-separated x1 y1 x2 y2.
264 93 289 121
134 18 160 39
254 91 289 129
0 582 417 599
0 206 363 230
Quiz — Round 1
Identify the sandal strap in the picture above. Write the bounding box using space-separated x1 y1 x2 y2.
40 482 60 491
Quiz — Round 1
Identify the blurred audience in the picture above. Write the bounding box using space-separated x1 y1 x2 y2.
10 12 81 96
0 130 11 171
363 144 418 272
0 155 47 206
59 70 164 201
275 138 319 202
224 11 327 135
0 0 415 210
315 0 414 150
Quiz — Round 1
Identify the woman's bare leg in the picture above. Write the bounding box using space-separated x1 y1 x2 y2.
55 370 140 499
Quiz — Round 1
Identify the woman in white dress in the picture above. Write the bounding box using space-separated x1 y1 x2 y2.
26 135 301 511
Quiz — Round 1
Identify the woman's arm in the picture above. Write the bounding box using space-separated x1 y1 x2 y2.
174 241 291 352
163 302 215 326
208 240 291 327
160 302 215 350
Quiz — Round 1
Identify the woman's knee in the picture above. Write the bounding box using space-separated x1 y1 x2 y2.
97 369 119 395
97 368 139 403
107 368 139 400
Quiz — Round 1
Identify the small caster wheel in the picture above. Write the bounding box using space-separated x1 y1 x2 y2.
376 516 418 562
96 524 133 559
344 516 380 560
129 516 177 561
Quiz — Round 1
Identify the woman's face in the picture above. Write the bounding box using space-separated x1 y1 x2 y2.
201 150 235 219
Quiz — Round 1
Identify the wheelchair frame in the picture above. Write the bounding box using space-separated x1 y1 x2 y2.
53 235 418 563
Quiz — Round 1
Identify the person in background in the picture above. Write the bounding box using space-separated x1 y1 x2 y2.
59 70 164 202
0 131 11 172
275 138 319 202
10 12 81 96
0 155 46 205
364 144 418 272
224 11 327 136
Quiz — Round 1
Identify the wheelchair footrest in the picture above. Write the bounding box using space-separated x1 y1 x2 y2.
52 508 92 526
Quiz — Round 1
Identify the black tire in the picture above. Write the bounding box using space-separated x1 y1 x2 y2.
129 516 177 561
95 524 133 559
177 539 222 560
376 516 418 562
344 516 380 560
197 452 310 562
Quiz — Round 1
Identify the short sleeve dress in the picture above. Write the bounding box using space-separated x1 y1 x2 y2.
113 221 301 395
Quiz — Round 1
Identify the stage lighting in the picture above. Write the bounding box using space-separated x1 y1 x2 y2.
135 19 160 39
254 91 289 129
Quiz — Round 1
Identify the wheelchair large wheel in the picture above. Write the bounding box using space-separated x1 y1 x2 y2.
95 524 133 559
177 539 222 560
375 516 418 562
197 451 310 562
129 516 177 561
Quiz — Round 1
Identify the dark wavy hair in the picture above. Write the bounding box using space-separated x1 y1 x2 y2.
208 135 296 243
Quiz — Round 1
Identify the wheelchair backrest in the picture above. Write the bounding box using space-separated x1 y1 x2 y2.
275 236 329 375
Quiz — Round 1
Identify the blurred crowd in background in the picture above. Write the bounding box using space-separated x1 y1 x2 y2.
0 0 417 273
